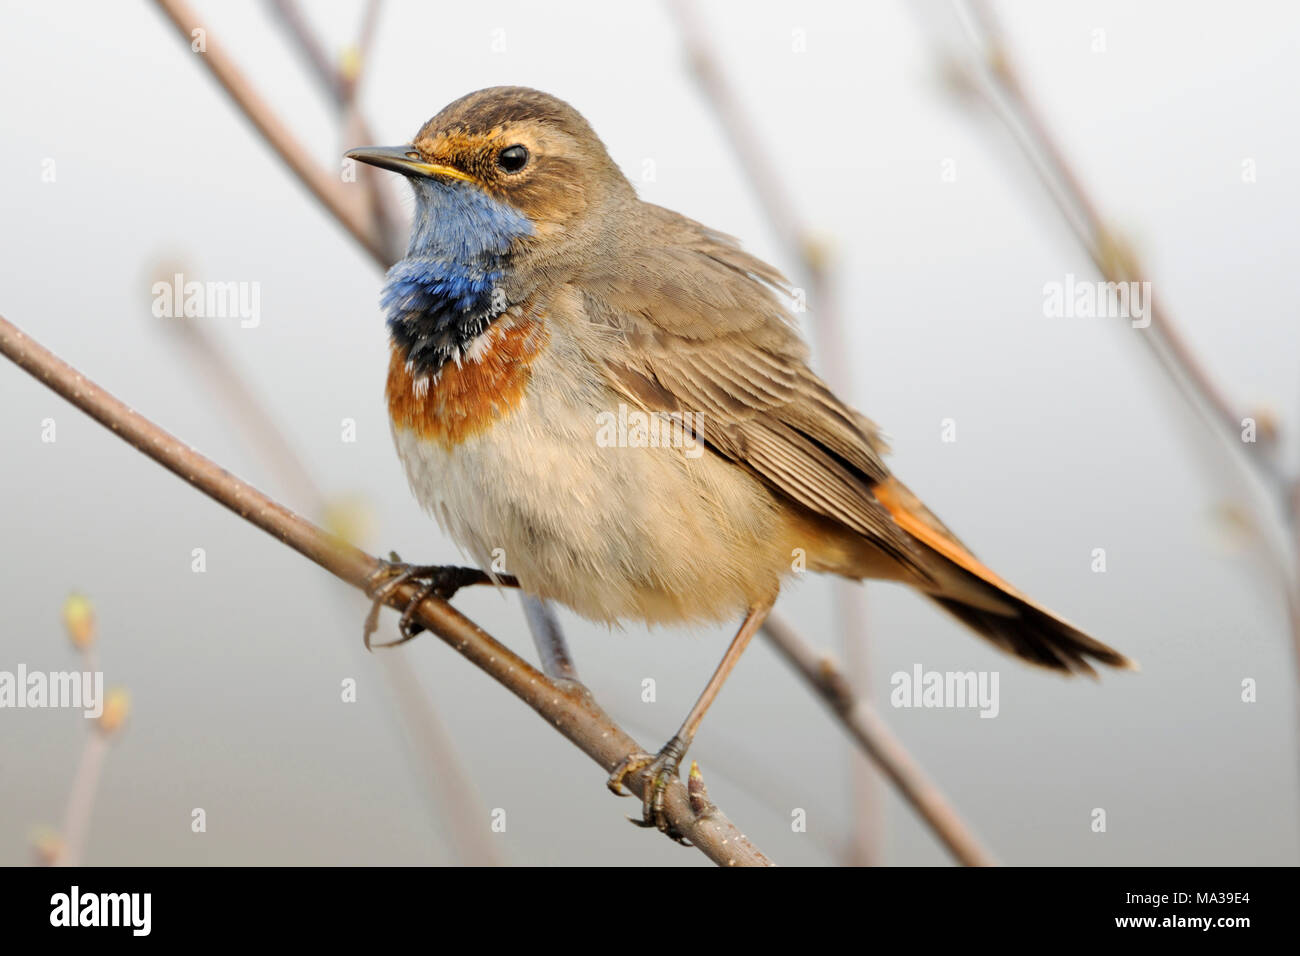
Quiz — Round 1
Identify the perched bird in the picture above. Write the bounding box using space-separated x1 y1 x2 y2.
347 86 1133 837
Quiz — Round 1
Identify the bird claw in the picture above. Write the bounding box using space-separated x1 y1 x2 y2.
606 736 692 845
362 552 490 650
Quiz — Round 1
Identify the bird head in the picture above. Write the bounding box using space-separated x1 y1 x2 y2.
349 88 634 373
347 86 633 264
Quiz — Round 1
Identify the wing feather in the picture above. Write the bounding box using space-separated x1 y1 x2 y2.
577 203 923 573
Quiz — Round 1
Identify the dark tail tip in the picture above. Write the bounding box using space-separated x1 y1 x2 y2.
930 596 1135 677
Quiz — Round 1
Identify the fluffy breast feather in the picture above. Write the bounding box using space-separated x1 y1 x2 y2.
386 314 549 449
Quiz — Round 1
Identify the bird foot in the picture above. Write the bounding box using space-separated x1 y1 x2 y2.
362 552 494 650
606 735 692 845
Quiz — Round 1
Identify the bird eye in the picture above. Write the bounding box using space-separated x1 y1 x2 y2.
496 145 529 173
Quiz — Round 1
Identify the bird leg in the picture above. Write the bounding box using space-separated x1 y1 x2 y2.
520 594 580 682
363 551 518 649
607 599 774 842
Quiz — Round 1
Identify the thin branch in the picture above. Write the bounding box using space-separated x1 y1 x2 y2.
52 626 111 868
263 0 407 264
762 612 996 867
161 318 325 506
611 710 846 858
54 733 109 868
377 655 505 865
0 313 772 866
151 0 390 267
263 0 346 103
345 0 385 107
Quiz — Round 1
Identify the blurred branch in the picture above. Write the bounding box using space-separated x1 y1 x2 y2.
378 656 504 865
151 0 391 267
55 732 109 867
162 319 324 506
343 0 384 107
51 597 119 868
264 0 407 264
262 0 347 103
0 314 773 867
945 0 1300 682
762 613 995 867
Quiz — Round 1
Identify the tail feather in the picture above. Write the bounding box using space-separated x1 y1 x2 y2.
871 477 1135 676
929 590 1134 677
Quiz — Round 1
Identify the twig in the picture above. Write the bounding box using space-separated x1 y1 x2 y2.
377 655 505 865
151 0 390 267
161 318 324 506
263 0 347 103
612 710 846 858
762 612 996 867
263 0 406 264
345 0 384 106
50 595 110 866
0 313 772 866
54 733 109 868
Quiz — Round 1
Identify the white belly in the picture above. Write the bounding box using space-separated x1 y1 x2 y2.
390 353 787 625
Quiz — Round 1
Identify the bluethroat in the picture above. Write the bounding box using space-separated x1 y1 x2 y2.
347 87 1133 840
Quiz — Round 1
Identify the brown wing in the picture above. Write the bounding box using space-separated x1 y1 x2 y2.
579 204 925 574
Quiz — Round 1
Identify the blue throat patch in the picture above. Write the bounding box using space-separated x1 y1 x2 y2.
382 177 533 376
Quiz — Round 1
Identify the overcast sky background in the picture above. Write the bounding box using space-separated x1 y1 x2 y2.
1 0 1297 866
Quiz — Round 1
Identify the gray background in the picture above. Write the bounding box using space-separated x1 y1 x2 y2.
1 0 1296 865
